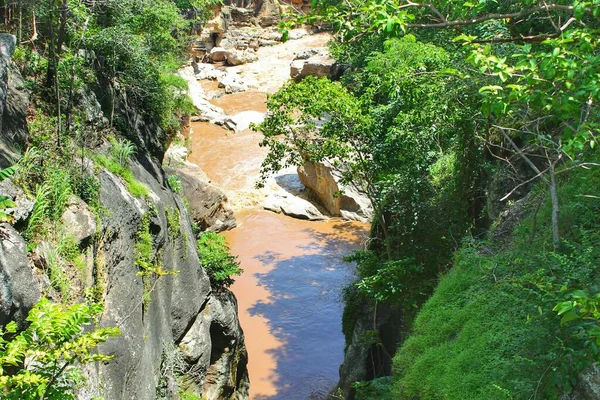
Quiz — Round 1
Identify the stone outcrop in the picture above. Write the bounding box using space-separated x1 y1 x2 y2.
298 160 373 222
165 165 236 232
61 197 97 246
0 223 41 328
335 300 403 399
562 365 600 400
0 34 29 169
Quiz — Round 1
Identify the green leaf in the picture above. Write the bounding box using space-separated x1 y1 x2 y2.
560 309 581 325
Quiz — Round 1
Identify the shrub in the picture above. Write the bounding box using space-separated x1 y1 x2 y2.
0 298 120 399
196 232 242 289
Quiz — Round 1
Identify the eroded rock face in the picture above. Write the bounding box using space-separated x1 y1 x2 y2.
0 223 41 327
562 365 600 400
164 165 236 232
298 161 373 222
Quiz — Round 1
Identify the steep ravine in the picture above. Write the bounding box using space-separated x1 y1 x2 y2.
0 33 248 400
171 4 373 399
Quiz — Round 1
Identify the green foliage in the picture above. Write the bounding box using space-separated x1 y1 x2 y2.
196 232 242 289
94 154 148 198
0 298 120 399
166 207 181 240
109 137 136 168
168 175 183 195
353 377 394 400
0 165 18 223
392 162 600 399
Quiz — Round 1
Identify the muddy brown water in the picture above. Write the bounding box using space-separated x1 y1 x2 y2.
190 82 369 399
224 211 368 399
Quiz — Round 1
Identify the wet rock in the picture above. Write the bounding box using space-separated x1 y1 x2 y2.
298 160 373 222
61 196 96 246
264 191 326 221
164 165 236 232
0 179 34 224
0 223 41 327
290 53 337 82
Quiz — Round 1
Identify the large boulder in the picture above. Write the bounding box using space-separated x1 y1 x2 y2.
264 191 325 221
562 365 600 400
290 53 337 82
225 49 258 66
298 160 373 222
164 165 236 232
0 223 41 327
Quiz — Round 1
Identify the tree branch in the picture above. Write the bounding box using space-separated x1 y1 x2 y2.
405 4 582 29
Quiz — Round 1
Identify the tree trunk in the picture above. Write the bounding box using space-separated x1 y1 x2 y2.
549 164 560 251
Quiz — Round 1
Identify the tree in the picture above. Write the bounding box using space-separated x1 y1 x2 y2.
296 0 600 250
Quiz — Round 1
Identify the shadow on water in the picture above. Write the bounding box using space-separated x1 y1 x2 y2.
246 223 368 400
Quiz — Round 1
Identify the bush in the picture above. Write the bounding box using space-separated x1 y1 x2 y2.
196 232 242 289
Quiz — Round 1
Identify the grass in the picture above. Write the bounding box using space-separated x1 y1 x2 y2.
94 154 149 198
388 161 600 400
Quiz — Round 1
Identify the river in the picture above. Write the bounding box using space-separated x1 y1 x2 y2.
186 32 370 399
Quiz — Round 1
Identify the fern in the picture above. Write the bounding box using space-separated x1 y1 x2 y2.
0 165 17 181
25 183 52 239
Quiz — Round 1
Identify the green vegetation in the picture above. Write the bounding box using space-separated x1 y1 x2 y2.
196 232 242 289
0 298 120 400
260 1 600 398
393 162 600 399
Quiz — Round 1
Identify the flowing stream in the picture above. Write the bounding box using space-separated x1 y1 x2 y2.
187 33 369 399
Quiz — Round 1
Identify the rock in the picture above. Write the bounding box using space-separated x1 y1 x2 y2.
203 291 249 400
193 63 224 81
0 223 41 327
209 47 228 62
294 49 318 60
225 49 258 66
290 54 337 82
264 191 326 220
256 0 281 27
0 179 34 223
229 110 264 132
164 165 236 232
218 71 248 94
61 196 97 246
336 300 403 399
179 66 229 124
298 160 373 222
562 365 600 400
230 6 254 25
258 39 278 47
0 33 29 169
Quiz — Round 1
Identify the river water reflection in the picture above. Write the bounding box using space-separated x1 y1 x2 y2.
223 211 368 399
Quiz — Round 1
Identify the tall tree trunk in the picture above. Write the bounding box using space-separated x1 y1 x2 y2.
549 164 560 251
